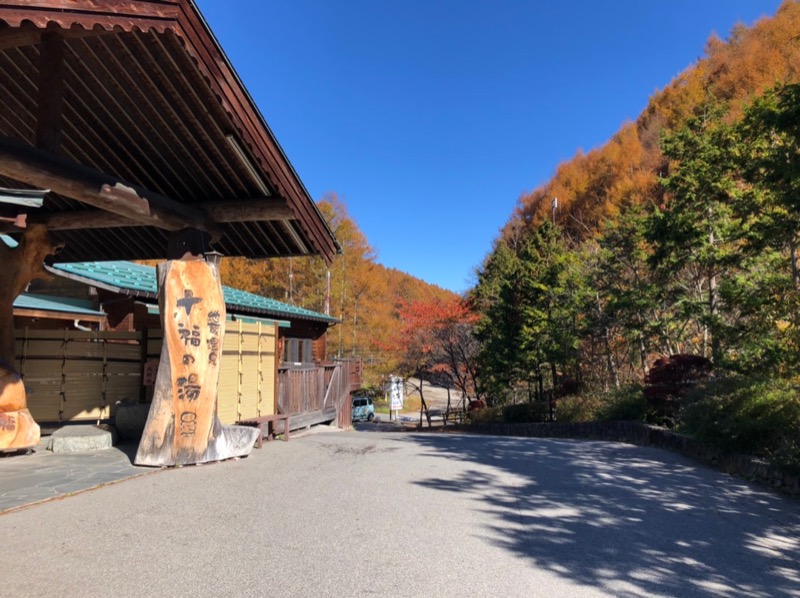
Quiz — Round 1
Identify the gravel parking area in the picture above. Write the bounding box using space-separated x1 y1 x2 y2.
2 430 799 597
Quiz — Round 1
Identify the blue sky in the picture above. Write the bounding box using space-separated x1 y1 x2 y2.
195 0 782 294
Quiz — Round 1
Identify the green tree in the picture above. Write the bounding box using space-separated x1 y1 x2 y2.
590 205 662 383
732 82 800 371
472 240 522 402
473 222 585 404
649 104 741 363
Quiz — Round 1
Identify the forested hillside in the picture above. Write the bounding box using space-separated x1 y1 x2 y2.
508 0 800 241
219 193 455 383
471 0 800 404
470 0 800 467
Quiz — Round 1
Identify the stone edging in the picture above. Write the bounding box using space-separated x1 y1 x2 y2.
456 420 800 498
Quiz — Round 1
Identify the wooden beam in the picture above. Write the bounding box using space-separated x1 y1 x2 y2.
13 307 105 323
0 137 223 238
28 210 137 230
0 198 296 233
0 26 40 51
0 25 118 52
200 198 293 222
36 31 65 153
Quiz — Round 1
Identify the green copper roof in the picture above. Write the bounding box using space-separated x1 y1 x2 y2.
54 261 159 294
51 261 337 324
14 293 104 317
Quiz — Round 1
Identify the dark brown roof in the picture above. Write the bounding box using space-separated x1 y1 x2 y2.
0 0 338 264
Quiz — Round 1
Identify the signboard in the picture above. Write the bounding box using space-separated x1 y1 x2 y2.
135 259 256 466
143 359 160 387
389 375 404 410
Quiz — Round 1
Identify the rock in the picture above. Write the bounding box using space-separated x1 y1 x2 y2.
47 425 117 453
115 401 151 442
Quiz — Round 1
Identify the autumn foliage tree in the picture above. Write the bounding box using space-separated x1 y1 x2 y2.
510 0 800 242
218 193 457 384
391 296 481 426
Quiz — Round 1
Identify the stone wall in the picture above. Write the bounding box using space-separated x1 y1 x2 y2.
461 421 800 498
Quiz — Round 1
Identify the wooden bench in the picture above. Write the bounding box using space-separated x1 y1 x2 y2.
444 409 465 424
240 414 290 448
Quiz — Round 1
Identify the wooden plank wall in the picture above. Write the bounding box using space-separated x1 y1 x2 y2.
277 366 325 415
217 321 278 424
16 321 278 425
147 321 278 425
15 329 142 423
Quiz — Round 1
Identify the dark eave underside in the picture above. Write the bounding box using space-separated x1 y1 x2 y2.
0 1 338 264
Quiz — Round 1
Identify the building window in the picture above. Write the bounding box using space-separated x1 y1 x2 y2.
283 338 313 364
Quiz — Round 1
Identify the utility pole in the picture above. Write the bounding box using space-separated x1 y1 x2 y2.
288 257 294 304
324 269 331 316
552 197 558 225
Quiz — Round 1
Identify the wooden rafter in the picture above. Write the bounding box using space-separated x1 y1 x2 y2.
35 31 65 153
0 136 224 237
0 1 340 264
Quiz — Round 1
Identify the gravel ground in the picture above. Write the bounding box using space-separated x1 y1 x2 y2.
2 430 799 598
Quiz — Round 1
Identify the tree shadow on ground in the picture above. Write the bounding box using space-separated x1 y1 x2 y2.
399 433 800 597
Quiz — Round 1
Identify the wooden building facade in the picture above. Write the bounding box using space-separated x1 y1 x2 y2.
0 1 350 453
12 260 360 431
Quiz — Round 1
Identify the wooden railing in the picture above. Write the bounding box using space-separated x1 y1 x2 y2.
335 357 363 391
278 358 359 430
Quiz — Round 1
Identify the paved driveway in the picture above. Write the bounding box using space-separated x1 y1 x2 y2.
2 430 799 597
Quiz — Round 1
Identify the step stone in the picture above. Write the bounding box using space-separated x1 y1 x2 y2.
47 425 118 453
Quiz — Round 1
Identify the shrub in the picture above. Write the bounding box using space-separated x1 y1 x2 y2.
467 399 486 412
466 406 503 424
644 354 713 426
598 384 649 422
554 394 604 423
552 385 648 423
682 375 800 473
502 401 551 423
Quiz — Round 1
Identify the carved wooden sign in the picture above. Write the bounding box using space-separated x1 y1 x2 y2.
135 259 257 466
0 224 60 451
0 363 40 451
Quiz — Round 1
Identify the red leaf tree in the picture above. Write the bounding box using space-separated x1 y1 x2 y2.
392 296 482 426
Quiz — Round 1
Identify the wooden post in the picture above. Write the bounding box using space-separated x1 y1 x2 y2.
36 31 65 154
135 254 258 466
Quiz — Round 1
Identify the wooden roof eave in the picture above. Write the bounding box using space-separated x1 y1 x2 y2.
0 0 339 265
0 2 180 36
173 1 339 264
13 306 106 323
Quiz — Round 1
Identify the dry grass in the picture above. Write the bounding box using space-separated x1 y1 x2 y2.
375 395 423 414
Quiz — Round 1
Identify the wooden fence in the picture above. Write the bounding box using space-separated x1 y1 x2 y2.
145 321 278 425
278 360 354 430
15 329 142 423
15 325 356 429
